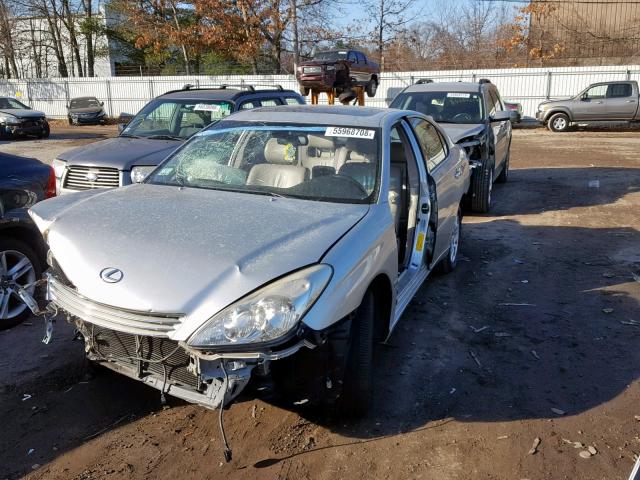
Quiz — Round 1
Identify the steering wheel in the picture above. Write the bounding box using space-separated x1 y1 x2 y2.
334 173 368 196
453 113 473 122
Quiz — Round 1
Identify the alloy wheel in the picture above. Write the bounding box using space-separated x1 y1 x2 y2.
0 250 36 320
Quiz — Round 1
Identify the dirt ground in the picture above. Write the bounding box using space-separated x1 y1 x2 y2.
1 126 639 480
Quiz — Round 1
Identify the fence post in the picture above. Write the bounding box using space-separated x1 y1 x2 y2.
627 69 631 80
545 71 552 100
106 79 113 118
471 73 477 83
148 79 154 100
64 80 70 107
25 80 32 108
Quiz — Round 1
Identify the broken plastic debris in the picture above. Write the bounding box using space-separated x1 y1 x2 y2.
551 408 566 415
588 446 597 455
579 450 592 459
449 388 456 394
293 399 309 405
528 437 541 455
602 308 614 314
499 303 537 307
513 258 525 264
531 350 540 360
27 448 35 455
469 349 482 368
22 394 32 401
494 332 512 337
470 325 489 333
520 280 529 284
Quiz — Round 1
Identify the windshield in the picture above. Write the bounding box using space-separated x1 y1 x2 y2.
313 51 348 61
122 99 233 139
70 98 101 109
0 98 28 110
147 121 380 204
392 91 485 124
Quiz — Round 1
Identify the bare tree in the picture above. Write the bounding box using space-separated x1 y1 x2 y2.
366 0 416 69
0 0 19 77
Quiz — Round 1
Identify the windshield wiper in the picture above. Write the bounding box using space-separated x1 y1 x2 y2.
146 134 183 141
119 133 140 138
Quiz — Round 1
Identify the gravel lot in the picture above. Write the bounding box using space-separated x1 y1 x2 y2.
1 126 639 480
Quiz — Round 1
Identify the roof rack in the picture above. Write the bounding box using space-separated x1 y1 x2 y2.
415 78 434 84
181 83 284 92
478 78 492 84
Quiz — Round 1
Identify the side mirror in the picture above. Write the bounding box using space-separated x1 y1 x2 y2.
581 93 589 101
118 113 134 133
490 111 511 122
100 101 104 106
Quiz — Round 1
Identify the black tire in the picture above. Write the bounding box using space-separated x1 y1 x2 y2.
38 123 50 139
0 238 42 330
337 289 375 416
439 208 461 274
548 112 570 132
365 78 378 97
496 151 509 183
300 85 309 96
68 116 73 125
470 157 494 213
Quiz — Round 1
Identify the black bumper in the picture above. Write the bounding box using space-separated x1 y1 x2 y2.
2 121 48 136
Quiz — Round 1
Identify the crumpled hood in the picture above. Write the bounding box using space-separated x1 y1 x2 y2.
58 136 182 170
29 184 368 338
439 123 485 144
69 107 104 115
1 108 46 119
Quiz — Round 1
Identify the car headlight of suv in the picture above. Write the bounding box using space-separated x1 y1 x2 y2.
51 159 67 179
325 65 335 71
130 166 156 183
187 264 333 348
0 113 17 123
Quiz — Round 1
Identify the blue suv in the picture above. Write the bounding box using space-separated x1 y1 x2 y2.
53 85 304 194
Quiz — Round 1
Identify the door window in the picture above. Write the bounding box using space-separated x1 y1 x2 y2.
348 51 358 63
410 118 447 172
284 97 303 105
259 98 281 107
240 100 259 110
584 85 607 99
607 83 632 98
356 52 366 64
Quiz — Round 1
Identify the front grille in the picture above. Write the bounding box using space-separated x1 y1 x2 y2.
48 275 182 337
88 325 200 389
63 165 120 190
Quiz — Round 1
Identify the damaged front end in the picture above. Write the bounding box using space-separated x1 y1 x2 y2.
42 270 318 411
457 133 487 170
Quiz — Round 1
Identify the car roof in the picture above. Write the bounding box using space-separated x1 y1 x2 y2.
70 96 99 101
402 82 484 94
221 105 402 128
158 88 299 101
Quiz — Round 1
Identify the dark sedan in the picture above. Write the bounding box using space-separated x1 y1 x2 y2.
0 152 55 329
67 96 107 125
0 97 50 139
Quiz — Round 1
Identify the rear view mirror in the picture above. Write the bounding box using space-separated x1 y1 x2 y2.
490 111 511 122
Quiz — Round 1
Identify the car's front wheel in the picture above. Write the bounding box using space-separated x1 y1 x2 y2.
470 157 494 213
38 123 50 139
548 112 570 132
0 238 41 330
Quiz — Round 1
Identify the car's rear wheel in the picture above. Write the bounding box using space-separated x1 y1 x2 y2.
0 238 41 330
439 208 461 273
548 112 570 132
365 78 378 97
470 156 494 213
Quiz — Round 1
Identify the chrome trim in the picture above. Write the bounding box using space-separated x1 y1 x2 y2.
184 339 316 361
48 275 182 337
63 165 120 190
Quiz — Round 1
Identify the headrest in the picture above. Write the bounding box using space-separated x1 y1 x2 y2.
308 134 335 150
346 138 375 163
264 138 297 164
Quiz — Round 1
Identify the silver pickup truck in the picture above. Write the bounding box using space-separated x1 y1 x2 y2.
536 80 640 132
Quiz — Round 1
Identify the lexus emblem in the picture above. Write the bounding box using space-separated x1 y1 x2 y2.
100 267 123 283
86 171 98 182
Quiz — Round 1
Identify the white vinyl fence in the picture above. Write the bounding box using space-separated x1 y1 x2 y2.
1 64 639 120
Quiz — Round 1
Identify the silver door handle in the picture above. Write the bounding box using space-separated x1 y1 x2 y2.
454 167 462 178
626 100 636 103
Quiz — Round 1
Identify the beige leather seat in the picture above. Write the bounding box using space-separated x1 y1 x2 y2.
389 143 406 232
301 135 341 176
246 138 309 188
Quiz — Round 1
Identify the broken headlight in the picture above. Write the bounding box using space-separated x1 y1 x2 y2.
187 264 332 348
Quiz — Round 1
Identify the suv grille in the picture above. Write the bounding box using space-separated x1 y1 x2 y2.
63 166 120 190
88 325 200 389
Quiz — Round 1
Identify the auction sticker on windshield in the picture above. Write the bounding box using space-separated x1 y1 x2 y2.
447 93 471 98
325 127 375 139
195 104 222 112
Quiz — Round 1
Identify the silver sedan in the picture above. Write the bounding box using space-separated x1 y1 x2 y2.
30 105 470 415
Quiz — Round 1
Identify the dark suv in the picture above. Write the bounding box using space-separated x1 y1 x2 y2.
391 79 516 212
53 85 304 194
